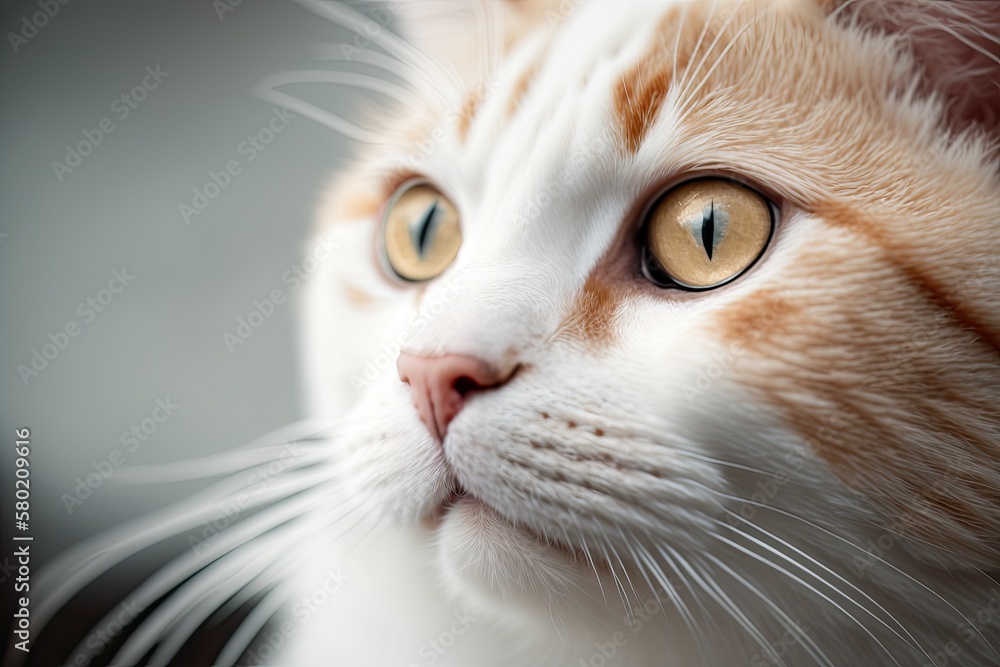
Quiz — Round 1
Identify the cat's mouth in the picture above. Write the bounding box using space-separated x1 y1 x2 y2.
421 481 599 572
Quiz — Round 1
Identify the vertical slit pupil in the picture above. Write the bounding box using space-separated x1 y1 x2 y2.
412 199 440 258
701 200 715 261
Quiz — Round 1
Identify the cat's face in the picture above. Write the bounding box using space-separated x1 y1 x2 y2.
302 0 999 653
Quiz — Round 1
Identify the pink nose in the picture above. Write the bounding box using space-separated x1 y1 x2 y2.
397 353 506 442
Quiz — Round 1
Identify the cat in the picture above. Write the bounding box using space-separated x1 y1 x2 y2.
18 0 1000 665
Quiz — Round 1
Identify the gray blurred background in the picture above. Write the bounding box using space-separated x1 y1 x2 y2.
0 0 364 659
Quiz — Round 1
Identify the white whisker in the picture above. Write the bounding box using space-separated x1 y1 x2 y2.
677 8 768 118
307 46 453 109
696 482 1000 657
293 0 465 93
724 509 929 654
710 530 906 667
252 70 424 144
214 579 300 667
33 463 339 635
674 0 747 105
700 551 834 667
668 544 790 667
633 541 713 663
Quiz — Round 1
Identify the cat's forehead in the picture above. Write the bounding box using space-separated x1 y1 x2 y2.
358 0 992 348
413 0 883 219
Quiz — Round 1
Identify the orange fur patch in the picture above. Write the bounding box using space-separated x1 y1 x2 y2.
342 280 376 308
316 172 385 233
604 0 1000 563
507 61 540 118
718 224 1000 565
453 3 1000 548
614 8 687 154
339 191 382 220
560 273 623 346
815 200 1000 354
715 289 798 344
456 90 482 142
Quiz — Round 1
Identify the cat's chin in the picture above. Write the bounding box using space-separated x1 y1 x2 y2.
429 492 606 635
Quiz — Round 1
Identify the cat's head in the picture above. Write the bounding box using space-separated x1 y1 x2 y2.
301 0 1000 658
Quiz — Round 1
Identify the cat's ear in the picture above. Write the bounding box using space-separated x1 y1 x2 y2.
823 0 1000 136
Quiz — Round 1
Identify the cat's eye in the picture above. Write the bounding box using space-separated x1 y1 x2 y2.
381 180 462 282
642 179 774 290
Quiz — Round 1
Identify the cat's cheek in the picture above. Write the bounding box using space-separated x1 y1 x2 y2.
299 216 412 420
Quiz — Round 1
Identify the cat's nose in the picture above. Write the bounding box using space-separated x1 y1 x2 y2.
397 353 509 442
